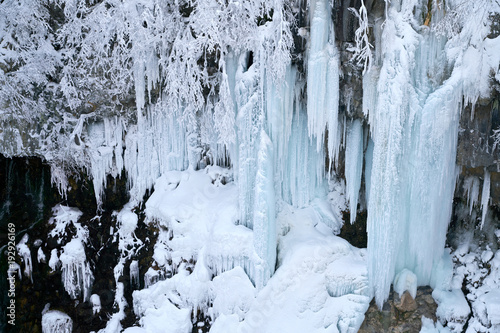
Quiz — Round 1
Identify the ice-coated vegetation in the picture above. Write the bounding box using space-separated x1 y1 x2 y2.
2 0 500 332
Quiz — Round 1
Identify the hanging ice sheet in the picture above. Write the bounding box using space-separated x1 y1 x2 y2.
365 3 460 307
306 0 341 169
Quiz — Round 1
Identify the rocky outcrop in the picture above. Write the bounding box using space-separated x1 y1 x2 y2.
359 286 438 333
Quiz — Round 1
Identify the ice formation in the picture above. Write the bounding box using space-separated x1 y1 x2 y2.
91 294 102 315
59 238 94 301
133 193 369 333
116 204 142 257
363 0 499 306
16 233 32 281
420 316 451 333
48 249 60 272
37 247 46 263
433 289 471 332
307 0 341 168
480 170 490 229
393 269 417 299
345 119 364 223
252 130 277 288
49 205 84 242
130 260 140 289
41 310 73 333
463 176 480 214
2 0 500 331
449 244 500 332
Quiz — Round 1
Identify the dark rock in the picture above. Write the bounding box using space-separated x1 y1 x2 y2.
359 286 438 333
394 291 418 313
340 209 367 248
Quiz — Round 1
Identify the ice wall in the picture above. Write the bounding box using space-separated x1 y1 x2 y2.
307 0 341 169
252 130 276 288
363 0 491 306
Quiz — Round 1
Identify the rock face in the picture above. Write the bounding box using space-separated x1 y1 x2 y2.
359 287 438 333
456 93 500 205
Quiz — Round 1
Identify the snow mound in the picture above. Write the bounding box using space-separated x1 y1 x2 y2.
394 269 417 299
420 316 451 333
42 310 73 333
216 204 370 333
432 289 470 332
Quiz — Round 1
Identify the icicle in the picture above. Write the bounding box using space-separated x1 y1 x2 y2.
284 104 326 208
345 120 364 224
233 53 262 229
364 138 374 207
134 60 146 117
306 0 340 167
463 176 480 214
130 260 140 289
85 117 125 209
124 105 189 201
16 234 32 281
481 169 490 229
144 267 160 289
252 130 276 289
59 239 94 301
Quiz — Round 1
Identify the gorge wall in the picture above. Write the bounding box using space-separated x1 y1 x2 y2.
1 0 500 332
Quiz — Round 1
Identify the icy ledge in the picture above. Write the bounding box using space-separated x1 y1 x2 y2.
125 168 368 332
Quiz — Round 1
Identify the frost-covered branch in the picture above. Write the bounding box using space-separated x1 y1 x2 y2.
348 0 373 75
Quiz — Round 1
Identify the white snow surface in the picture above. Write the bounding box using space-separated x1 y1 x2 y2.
433 289 471 332
451 245 500 332
129 168 369 332
42 310 73 333
420 316 451 333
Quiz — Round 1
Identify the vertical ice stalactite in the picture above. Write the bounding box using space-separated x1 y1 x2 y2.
130 260 140 289
463 176 480 214
364 138 374 208
59 238 94 302
306 0 340 168
234 55 262 230
124 104 189 201
365 2 462 307
481 170 491 229
284 100 327 209
365 4 420 306
87 117 124 209
265 65 326 208
252 130 276 289
224 52 277 286
345 119 364 224
265 66 296 204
